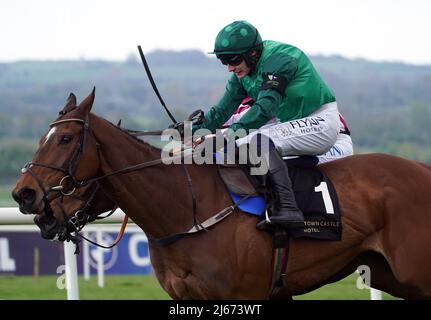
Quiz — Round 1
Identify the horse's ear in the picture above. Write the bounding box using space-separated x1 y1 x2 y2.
78 87 96 114
59 93 77 115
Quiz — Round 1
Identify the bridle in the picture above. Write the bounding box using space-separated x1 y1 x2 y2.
21 115 177 249
22 113 251 250
21 116 123 250
22 117 90 205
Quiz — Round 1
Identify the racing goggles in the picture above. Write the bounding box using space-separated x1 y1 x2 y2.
217 54 244 66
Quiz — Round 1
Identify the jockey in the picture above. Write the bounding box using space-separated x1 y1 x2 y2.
193 20 353 231
223 97 353 165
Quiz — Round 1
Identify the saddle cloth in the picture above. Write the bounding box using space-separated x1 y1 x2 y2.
218 156 342 241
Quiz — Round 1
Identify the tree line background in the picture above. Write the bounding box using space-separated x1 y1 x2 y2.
1 49 431 184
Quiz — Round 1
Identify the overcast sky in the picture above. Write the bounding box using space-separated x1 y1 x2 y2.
1 0 430 65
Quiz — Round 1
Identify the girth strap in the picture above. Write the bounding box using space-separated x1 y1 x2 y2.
148 193 253 246
270 245 289 295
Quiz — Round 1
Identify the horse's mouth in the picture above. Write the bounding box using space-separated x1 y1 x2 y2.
18 200 45 215
33 214 61 240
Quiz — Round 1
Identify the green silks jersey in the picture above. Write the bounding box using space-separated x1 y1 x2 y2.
196 40 336 133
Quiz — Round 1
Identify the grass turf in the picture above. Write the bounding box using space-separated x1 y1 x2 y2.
0 188 399 301
0 273 399 300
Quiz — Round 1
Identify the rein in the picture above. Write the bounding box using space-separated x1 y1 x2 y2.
22 117 128 251
26 48 226 249
80 158 166 186
25 116 243 248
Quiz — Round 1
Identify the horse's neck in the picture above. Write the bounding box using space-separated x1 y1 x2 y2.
90 114 161 167
90 114 230 238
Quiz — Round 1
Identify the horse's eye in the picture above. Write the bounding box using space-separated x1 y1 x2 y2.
59 135 73 145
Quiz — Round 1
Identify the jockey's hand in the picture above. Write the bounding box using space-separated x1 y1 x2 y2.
182 134 201 150
168 121 185 137
193 132 228 157
187 109 206 126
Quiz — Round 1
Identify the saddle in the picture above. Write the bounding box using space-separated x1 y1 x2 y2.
217 155 342 241
215 154 344 293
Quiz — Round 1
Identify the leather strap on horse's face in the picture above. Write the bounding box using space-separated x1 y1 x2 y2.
21 115 124 249
25 113 240 247
20 117 91 217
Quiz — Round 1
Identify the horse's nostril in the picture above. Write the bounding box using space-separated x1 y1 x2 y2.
18 187 36 205
11 189 21 204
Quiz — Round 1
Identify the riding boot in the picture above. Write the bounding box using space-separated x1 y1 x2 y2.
256 148 304 231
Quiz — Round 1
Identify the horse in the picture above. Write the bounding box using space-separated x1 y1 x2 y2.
11 89 431 299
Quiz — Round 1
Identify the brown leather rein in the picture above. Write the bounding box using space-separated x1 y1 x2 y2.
25 116 249 250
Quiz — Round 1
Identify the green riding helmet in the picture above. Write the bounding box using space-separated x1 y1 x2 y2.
209 20 263 55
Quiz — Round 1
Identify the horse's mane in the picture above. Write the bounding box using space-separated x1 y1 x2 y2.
418 161 431 172
55 102 166 160
91 112 163 156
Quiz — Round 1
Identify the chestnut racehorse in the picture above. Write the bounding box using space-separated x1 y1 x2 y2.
12 90 431 299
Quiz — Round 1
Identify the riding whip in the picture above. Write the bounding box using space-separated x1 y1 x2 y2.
137 45 178 124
